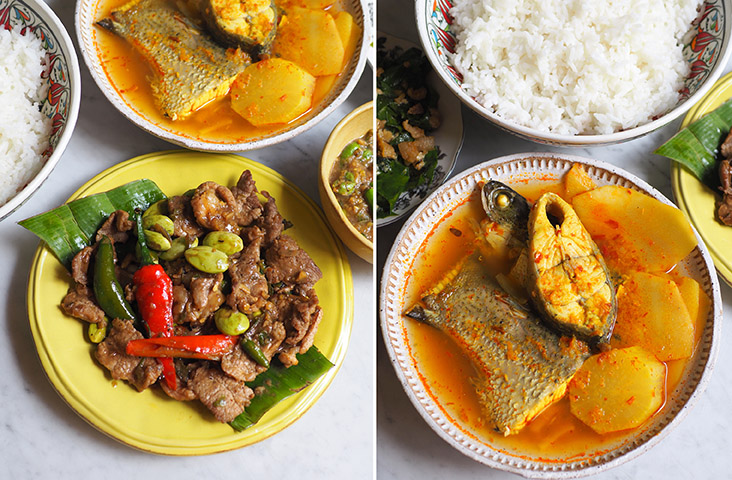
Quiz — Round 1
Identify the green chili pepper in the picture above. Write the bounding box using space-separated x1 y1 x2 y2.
340 141 360 160
242 338 269 368
362 148 373 160
93 235 135 321
335 181 356 196
364 187 374 213
344 171 355 182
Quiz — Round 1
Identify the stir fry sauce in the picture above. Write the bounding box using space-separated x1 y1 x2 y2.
402 182 705 461
93 0 351 143
330 131 374 241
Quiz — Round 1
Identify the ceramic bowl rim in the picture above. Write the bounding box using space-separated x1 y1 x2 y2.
379 152 722 477
319 101 374 252
414 1 732 146
0 0 81 221
73 0 369 152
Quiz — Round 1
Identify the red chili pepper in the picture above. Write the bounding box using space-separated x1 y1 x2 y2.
126 335 239 360
132 209 177 390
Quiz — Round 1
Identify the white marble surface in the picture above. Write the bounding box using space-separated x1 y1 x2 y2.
0 1 374 478
377 1 732 479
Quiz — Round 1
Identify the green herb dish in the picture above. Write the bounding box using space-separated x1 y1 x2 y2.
375 33 463 226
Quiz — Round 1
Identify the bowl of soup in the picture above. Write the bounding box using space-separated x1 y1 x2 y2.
380 152 721 476
75 0 368 151
319 101 373 262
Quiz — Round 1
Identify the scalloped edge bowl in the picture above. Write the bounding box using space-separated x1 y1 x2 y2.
380 153 722 477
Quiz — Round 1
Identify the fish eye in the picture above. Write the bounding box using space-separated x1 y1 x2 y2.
495 192 510 208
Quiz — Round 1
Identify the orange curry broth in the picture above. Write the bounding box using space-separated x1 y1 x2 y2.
400 180 704 462
92 0 348 143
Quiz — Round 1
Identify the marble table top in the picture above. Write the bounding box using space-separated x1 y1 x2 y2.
0 1 374 478
377 1 732 479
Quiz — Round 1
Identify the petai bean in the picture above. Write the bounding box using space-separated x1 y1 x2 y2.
185 245 229 273
203 231 244 256
214 308 250 336
159 236 198 261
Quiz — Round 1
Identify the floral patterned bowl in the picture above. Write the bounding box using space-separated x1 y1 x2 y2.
0 0 80 220
415 0 732 146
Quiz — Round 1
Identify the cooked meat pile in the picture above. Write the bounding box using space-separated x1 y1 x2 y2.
718 129 732 225
61 170 323 423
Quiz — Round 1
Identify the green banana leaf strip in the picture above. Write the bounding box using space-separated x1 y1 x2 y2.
655 98 732 190
18 179 166 270
230 346 334 431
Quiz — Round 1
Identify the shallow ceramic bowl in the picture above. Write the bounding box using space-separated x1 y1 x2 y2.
416 0 732 146
75 0 368 152
319 101 373 263
0 0 81 220
380 153 722 477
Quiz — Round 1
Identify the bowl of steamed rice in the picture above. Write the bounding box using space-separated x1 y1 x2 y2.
0 0 80 220
417 0 732 146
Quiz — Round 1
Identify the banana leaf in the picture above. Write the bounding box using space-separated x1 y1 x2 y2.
654 98 732 190
18 179 166 270
230 346 334 431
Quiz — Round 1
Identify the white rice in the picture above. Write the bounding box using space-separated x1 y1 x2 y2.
450 0 702 135
0 28 52 207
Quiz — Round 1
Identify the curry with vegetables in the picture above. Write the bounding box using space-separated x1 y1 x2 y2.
330 130 373 241
403 164 708 458
25 171 331 428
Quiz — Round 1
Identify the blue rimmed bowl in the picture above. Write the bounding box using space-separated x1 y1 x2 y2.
416 0 732 146
0 0 81 220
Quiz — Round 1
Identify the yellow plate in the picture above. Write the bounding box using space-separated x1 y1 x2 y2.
27 150 353 455
671 71 732 286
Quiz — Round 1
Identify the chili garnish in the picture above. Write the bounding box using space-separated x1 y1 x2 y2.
133 209 177 390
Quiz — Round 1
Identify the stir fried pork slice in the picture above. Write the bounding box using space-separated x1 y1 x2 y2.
254 191 285 247
717 159 732 226
272 288 323 366
231 170 264 227
227 228 268 313
189 363 254 423
160 359 197 401
61 283 106 324
71 245 95 285
222 313 286 381
221 345 268 382
264 235 323 287
95 318 163 391
168 194 206 238
191 181 240 232
179 274 225 326
95 210 135 244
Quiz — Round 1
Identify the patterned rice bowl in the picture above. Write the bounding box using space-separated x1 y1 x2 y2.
415 0 732 146
0 0 81 220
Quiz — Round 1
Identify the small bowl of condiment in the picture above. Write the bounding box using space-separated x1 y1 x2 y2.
319 101 373 263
